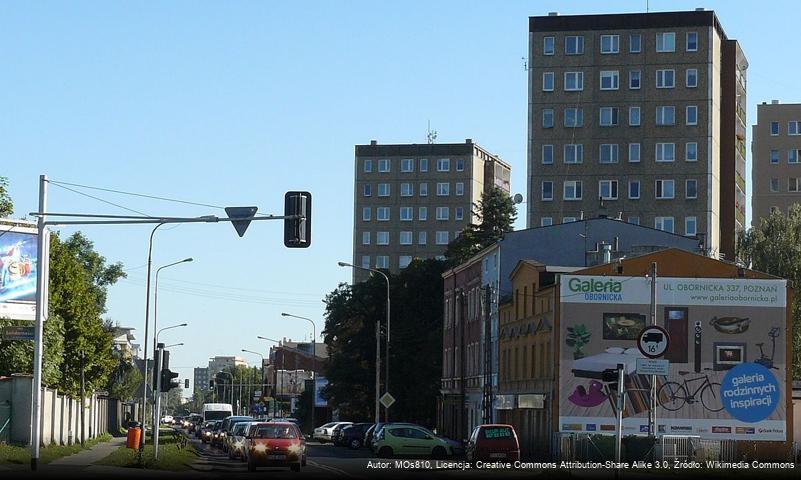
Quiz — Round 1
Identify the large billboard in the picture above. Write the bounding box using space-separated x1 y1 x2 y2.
0 224 38 321
559 275 787 441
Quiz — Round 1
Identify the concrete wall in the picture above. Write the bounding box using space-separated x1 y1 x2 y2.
0 376 110 446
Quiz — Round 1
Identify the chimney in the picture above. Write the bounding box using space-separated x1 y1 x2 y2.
370 139 378 145
695 7 705 11
465 138 473 144
601 242 612 264
548 12 559 16
613 236 620 252
771 100 779 105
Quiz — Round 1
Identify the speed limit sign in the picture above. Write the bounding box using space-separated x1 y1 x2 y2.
637 325 670 359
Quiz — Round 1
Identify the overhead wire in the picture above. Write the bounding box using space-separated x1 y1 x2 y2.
48 181 151 217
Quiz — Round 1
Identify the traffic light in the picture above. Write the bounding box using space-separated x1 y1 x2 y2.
284 191 312 248
209 380 215 388
161 368 180 392
184 379 190 389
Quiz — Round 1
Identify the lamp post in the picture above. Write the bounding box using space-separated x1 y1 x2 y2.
242 349 265 417
153 257 193 368
153 322 187 458
140 222 165 449
281 313 317 432
258 336 282 417
164 343 184 348
337 261 390 424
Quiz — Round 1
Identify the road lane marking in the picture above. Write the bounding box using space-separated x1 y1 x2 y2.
307 460 360 478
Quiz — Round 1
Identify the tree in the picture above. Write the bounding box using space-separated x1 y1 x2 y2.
0 176 12 217
737 205 801 379
445 186 516 266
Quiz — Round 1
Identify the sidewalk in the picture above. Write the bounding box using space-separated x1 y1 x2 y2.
47 436 127 467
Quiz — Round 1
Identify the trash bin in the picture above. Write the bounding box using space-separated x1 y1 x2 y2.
126 421 141 449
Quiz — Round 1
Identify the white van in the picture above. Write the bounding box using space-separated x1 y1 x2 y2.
202 403 233 422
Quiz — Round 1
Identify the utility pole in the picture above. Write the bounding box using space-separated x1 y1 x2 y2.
154 344 164 460
482 285 493 424
649 262 658 440
80 350 85 446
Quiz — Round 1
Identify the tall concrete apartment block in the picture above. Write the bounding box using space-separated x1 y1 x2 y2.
751 101 801 224
353 140 511 281
527 10 747 259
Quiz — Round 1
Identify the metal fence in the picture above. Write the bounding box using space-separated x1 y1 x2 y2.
555 433 738 463
658 435 737 462
0 401 10 443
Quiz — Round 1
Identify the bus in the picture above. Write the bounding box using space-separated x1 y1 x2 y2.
202 403 233 422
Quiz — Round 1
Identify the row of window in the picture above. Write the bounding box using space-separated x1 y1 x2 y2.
361 230 459 246
541 32 698 56
541 179 698 201
542 68 698 92
540 215 698 236
768 149 801 164
769 178 801 193
540 105 699 128
360 254 443 270
769 121 801 136
540 142 699 164
362 206 465 221
362 157 464 173
362 182 465 197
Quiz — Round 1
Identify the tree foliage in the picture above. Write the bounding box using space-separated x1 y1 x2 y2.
322 259 444 426
0 176 12 217
737 205 801 379
445 186 516 267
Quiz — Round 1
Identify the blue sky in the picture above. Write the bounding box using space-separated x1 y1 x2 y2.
2 0 797 396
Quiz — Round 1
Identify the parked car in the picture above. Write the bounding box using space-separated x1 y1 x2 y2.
245 422 307 472
330 422 354 445
224 419 255 454
161 415 174 424
218 416 254 451
313 421 350 443
465 424 520 462
373 424 461 459
337 423 373 449
367 422 416 452
227 422 254 460
201 420 221 444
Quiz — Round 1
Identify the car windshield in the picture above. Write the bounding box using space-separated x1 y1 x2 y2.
204 410 232 421
253 425 297 439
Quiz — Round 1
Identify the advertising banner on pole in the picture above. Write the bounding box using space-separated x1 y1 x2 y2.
0 224 38 321
314 377 328 407
559 275 787 441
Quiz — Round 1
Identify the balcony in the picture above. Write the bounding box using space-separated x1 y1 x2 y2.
736 172 746 193
736 208 746 227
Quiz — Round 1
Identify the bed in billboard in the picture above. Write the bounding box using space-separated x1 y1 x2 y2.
0 224 38 320
559 275 787 441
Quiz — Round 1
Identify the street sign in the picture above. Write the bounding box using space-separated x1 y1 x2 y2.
379 392 395 409
2 326 35 341
636 358 670 376
637 325 670 359
225 206 258 237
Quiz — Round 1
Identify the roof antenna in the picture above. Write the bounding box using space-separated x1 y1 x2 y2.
427 120 438 144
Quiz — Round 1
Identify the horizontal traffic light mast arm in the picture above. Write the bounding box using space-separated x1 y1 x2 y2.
27 212 304 227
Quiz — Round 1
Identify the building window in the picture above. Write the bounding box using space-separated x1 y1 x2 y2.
656 69 675 88
542 181 553 201
564 108 583 127
790 150 800 164
543 36 555 55
419 182 428 196
771 122 780 136
656 179 675 199
399 255 412 269
418 206 427 221
455 207 464 220
629 143 641 163
436 231 449 245
629 70 641 89
599 107 619 126
599 144 619 164
437 158 450 171
770 178 779 192
564 71 584 91
400 206 413 221
456 159 465 171
686 179 698 199
376 231 389 245
656 106 675 125
378 183 390 196
419 158 428 172
400 158 413 172
363 159 372 172
686 32 698 52
564 181 582 200
400 183 413 197
363 184 372 197
436 182 450 196
789 121 801 136
599 180 618 200
542 72 554 91
656 32 676 52
629 33 642 53
542 108 554 128
600 34 619 53
629 216 640 225
686 68 698 88
686 142 698 162
378 158 390 172
541 217 553 226
418 231 427 245
770 150 779 164
362 231 370 245
564 144 583 164
629 106 640 126
399 231 412 245
362 207 371 221
542 144 554 164
600 70 619 90
685 217 697 236
376 256 389 269
361 256 370 269
686 105 698 125
565 35 584 55
455 182 464 196
377 207 389 221
629 180 640 199
436 207 449 220
789 178 801 192
655 216 675 233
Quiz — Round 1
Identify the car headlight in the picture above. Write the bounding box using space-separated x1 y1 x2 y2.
254 443 267 453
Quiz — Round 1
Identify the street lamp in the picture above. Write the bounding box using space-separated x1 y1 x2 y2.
154 323 187 433
242 349 265 417
165 343 184 348
153 258 193 365
337 261 390 424
281 313 317 432
258 336 283 417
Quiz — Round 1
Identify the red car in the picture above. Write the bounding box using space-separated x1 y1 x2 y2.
245 422 307 472
466 424 520 462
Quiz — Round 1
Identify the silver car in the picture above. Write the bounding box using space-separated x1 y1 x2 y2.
313 422 351 443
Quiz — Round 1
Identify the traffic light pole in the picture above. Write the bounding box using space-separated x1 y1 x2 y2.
154 343 164 460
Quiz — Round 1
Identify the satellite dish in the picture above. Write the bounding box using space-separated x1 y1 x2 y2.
513 193 524 204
